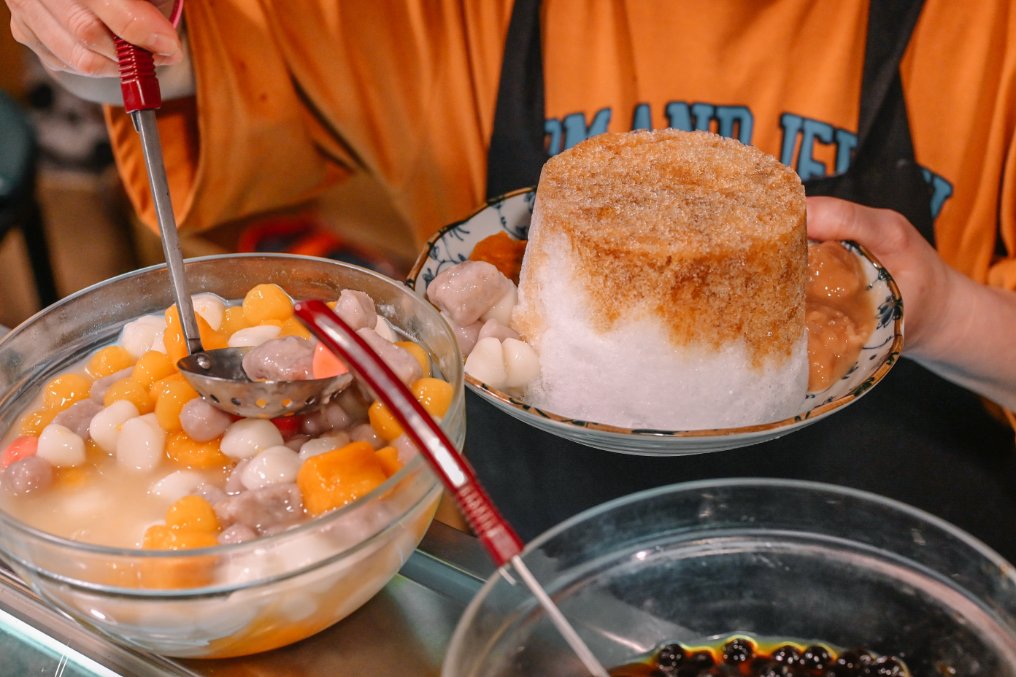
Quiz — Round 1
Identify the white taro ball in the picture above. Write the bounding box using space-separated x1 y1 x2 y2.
37 423 87 467
116 414 166 472
221 419 284 460
240 446 301 490
228 325 281 348
88 400 140 454
464 336 508 388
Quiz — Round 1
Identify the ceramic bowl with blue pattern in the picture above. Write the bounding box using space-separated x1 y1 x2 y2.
407 189 903 455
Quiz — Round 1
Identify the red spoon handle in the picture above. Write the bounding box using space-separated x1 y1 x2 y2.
114 36 162 113
293 300 524 567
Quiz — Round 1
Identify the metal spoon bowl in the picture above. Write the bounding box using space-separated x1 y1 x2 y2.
177 347 354 418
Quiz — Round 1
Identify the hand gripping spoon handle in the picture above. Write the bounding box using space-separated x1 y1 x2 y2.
294 300 609 677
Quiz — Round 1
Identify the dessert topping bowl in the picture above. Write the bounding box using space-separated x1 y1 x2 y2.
0 254 465 658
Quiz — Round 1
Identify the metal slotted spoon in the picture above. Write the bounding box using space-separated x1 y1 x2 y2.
115 20 351 419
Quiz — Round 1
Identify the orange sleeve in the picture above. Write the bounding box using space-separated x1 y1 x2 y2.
104 1 348 235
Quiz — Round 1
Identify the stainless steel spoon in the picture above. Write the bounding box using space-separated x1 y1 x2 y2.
117 36 350 419
177 348 353 418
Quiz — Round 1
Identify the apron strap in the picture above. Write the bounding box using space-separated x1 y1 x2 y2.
486 0 548 200
856 0 925 144
805 0 935 242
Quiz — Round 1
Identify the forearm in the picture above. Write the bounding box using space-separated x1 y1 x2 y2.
909 269 1016 411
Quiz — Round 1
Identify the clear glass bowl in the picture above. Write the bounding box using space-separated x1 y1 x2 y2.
0 254 465 658
444 478 1016 676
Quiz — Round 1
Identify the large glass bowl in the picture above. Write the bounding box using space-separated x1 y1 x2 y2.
444 479 1016 676
0 253 465 658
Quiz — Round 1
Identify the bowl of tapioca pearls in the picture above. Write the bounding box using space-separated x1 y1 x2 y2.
0 253 464 658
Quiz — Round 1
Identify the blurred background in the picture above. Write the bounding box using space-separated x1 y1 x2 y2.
0 3 418 330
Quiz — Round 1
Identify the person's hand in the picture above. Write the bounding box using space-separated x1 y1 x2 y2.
7 0 182 77
805 196 957 357
806 196 1016 410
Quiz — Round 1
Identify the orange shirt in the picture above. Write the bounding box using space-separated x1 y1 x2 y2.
105 0 1016 291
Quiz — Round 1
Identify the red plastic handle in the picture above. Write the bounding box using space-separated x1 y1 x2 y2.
114 36 162 113
113 0 183 113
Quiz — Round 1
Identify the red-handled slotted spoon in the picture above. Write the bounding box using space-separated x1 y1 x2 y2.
294 299 609 677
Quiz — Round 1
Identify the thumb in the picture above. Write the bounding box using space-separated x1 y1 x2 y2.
805 196 875 242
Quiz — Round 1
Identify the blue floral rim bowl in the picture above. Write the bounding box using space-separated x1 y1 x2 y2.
407 189 904 456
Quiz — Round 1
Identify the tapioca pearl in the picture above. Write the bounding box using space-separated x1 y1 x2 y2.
43 373 93 411
86 345 135 380
298 432 352 462
278 316 312 340
301 401 354 437
276 532 341 574
240 446 301 490
130 350 175 390
477 318 520 343
165 494 220 532
218 523 257 545
215 545 282 586
221 419 284 460
52 398 103 440
502 338 540 388
227 324 281 349
333 289 377 331
37 423 87 468
116 414 166 473
119 314 166 358
395 340 430 376
441 312 481 356
357 328 423 386
411 377 454 418
349 422 384 450
368 401 403 443
153 377 199 432
373 315 398 342
392 434 420 463
150 469 206 504
89 400 140 454
219 305 251 336
149 326 167 354
193 482 228 506
179 398 232 443
464 336 508 388
104 378 156 416
285 433 311 452
224 460 249 494
2 456 55 496
192 293 225 331
242 283 294 324
480 285 518 326
336 387 371 422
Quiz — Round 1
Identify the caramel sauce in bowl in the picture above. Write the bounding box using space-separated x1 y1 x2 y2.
806 241 876 392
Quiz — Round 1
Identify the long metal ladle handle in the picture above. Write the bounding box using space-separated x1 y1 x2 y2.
294 300 609 677
114 29 202 356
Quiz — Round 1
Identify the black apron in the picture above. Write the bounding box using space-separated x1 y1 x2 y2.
471 0 1016 563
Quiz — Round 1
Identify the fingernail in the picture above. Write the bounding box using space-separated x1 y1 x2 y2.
150 32 181 57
